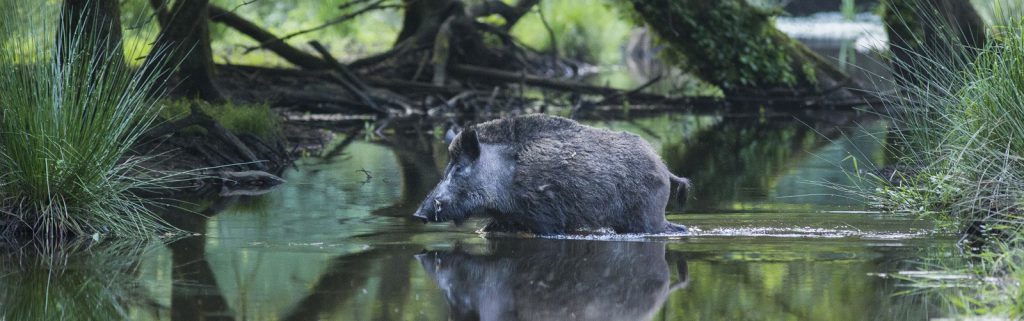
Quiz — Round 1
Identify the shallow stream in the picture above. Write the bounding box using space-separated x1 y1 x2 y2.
1 113 963 320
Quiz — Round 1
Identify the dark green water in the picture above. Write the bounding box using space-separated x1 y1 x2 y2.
1 114 960 321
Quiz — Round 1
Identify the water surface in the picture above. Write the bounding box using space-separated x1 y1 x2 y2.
1 114 960 321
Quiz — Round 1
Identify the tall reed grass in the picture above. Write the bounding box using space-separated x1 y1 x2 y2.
0 1 173 238
852 0 1024 317
879 10 1024 228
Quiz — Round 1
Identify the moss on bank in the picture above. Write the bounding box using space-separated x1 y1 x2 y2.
619 0 818 94
159 99 284 143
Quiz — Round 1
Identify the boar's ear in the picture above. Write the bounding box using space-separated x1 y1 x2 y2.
444 123 462 145
461 126 480 160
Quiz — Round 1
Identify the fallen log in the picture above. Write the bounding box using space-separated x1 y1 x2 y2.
451 64 880 109
450 64 698 103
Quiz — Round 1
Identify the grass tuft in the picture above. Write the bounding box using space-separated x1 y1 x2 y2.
846 0 1024 317
0 1 174 239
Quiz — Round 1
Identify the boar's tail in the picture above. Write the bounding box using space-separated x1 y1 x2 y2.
669 174 692 207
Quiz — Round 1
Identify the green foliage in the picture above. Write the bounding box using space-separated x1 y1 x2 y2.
0 1 173 238
869 172 964 220
877 17 1024 223
620 0 808 91
861 6 1024 317
118 0 402 66
160 99 284 143
509 0 633 65
210 0 401 64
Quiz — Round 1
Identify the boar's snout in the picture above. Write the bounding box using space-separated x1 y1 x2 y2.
412 209 429 223
412 196 451 223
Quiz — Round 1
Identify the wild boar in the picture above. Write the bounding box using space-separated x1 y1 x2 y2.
412 114 691 235
416 238 689 321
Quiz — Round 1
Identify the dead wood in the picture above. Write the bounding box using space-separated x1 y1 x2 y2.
244 0 398 54
143 106 275 171
308 41 384 112
450 64 676 101
309 41 416 116
208 4 329 69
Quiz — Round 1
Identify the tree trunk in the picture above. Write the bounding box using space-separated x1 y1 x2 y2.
394 0 463 48
883 0 986 87
627 0 860 99
149 0 223 101
59 0 124 68
360 0 532 80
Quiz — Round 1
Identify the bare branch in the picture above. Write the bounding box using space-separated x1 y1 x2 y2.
207 4 328 69
243 0 399 54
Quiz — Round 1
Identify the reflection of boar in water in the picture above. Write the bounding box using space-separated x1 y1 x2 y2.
416 239 688 321
412 114 691 235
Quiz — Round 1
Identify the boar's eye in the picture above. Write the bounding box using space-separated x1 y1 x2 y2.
453 160 468 172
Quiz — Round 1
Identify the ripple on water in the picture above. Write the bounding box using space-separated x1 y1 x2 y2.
497 225 934 241
690 226 932 239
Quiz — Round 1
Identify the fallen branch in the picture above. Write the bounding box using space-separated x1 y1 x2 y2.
308 40 386 114
364 77 490 95
143 106 270 170
347 43 431 70
450 64 673 101
451 64 880 109
310 41 417 116
208 4 328 69
244 0 398 54
599 74 662 105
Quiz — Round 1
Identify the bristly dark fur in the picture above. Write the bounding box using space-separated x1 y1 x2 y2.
433 114 690 235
